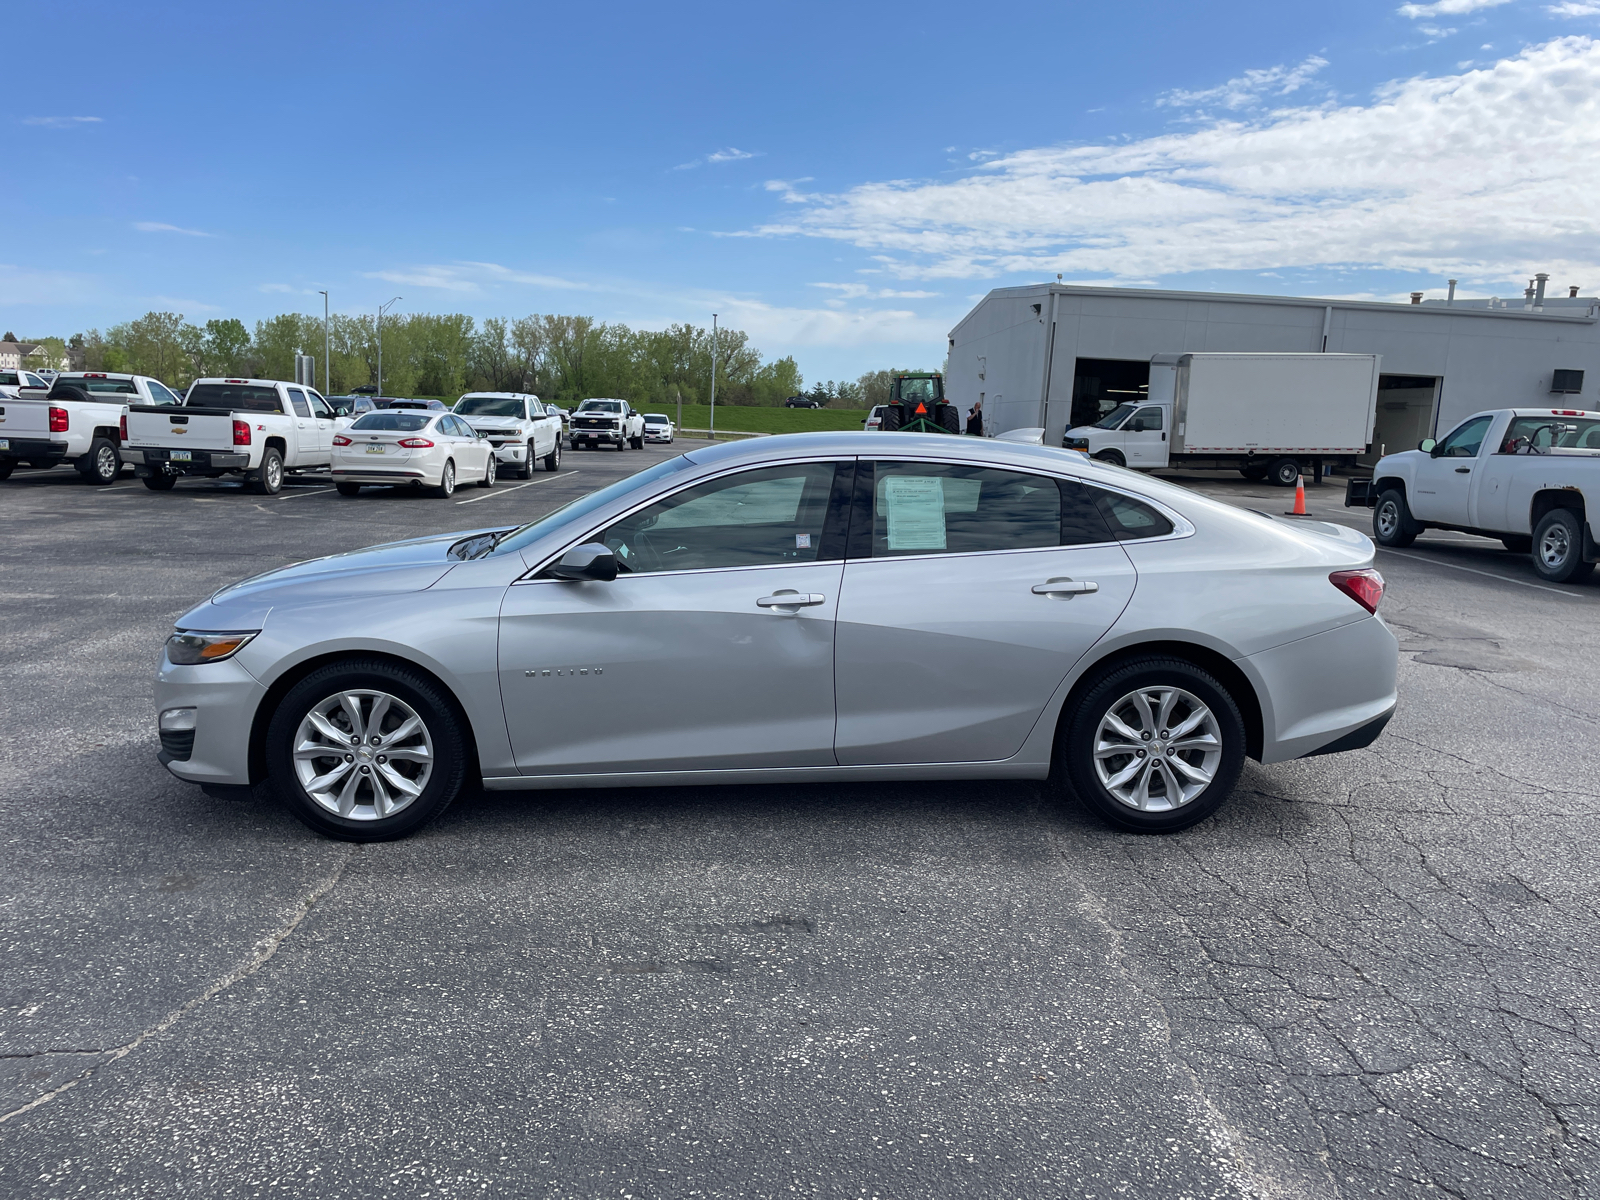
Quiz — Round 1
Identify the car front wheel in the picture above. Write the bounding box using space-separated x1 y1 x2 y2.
266 660 467 841
1059 657 1245 833
1532 509 1596 583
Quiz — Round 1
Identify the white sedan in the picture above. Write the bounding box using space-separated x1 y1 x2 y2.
331 410 496 497
643 413 675 443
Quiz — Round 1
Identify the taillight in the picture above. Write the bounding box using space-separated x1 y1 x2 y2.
397 437 434 448
332 434 352 446
119 415 128 443
49 406 68 432
233 419 251 446
1330 568 1384 614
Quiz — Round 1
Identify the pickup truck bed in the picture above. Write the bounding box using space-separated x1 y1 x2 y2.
124 405 252 475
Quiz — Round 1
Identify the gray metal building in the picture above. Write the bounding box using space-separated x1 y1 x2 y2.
948 283 1600 459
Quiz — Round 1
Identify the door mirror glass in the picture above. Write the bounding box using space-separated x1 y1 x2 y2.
551 543 618 582
1420 438 1437 454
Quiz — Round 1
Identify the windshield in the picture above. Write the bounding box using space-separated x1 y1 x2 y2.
188 383 282 412
894 377 942 404
578 400 621 413
644 414 669 422
1499 414 1600 453
493 455 697 556
455 396 525 418
351 412 433 432
1093 403 1138 430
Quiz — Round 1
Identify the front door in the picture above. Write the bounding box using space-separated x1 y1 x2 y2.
499 459 851 774
834 460 1138 765
1408 414 1492 523
1123 404 1168 466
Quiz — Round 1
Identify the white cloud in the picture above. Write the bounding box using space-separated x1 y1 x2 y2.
259 283 297 294
133 221 214 238
1159 55 1329 110
811 282 942 299
22 115 102 127
361 262 594 293
1398 0 1513 16
748 38 1600 292
674 147 761 170
1549 1 1600 14
706 297 948 348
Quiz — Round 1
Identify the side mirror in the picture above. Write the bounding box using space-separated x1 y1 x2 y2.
551 543 618 582
1420 438 1438 455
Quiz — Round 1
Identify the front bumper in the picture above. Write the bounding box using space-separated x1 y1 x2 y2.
573 427 622 443
644 431 672 441
154 656 265 786
130 447 251 473
1246 615 1399 763
490 442 528 463
0 436 68 464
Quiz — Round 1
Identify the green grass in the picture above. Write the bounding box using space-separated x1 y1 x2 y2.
636 403 870 435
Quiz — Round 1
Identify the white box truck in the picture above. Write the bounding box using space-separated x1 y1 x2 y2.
1063 352 1381 486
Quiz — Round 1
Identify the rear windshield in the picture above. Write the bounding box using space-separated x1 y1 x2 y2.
578 401 621 413
55 375 139 395
1500 415 1600 453
350 412 432 432
188 383 282 412
455 396 525 417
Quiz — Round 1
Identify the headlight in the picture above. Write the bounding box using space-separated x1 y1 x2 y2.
166 630 257 664
1064 437 1091 450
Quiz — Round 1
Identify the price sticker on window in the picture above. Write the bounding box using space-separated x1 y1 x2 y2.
884 476 947 550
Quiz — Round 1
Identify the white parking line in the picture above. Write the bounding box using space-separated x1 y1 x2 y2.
1376 547 1587 598
456 470 580 504
277 487 336 500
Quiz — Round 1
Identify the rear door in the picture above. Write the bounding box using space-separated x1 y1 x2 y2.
833 460 1139 765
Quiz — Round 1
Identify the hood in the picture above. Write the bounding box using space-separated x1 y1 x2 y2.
463 415 530 429
186 527 511 628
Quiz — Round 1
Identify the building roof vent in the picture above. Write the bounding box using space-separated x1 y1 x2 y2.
1410 292 1423 304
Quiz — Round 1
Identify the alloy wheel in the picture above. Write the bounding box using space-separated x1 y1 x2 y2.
1376 500 1399 540
95 444 118 481
1540 522 1571 569
266 455 283 490
291 689 433 820
1092 686 1222 812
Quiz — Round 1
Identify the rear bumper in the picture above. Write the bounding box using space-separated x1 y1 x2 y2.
1245 615 1399 763
0 436 68 464
131 447 251 472
330 466 431 482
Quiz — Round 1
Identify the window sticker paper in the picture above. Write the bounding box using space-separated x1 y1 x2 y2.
884 476 947 550
795 533 811 549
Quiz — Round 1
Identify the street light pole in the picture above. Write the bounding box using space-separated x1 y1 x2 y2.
378 296 402 396
709 313 717 441
317 290 330 396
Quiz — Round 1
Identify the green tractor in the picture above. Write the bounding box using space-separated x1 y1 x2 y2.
879 372 961 434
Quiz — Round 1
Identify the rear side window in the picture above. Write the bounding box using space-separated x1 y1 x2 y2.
189 383 283 413
864 462 1061 557
288 389 311 418
1087 486 1174 540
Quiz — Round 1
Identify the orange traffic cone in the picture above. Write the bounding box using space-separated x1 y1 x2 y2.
1285 474 1309 516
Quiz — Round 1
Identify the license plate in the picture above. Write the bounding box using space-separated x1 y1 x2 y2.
170 449 191 462
583 432 597 438
366 444 386 454
0 439 8 451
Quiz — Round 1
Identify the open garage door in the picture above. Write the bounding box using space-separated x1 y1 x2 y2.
1070 358 1150 429
1363 375 1438 466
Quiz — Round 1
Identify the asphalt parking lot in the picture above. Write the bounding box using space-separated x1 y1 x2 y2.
3 445 1598 1199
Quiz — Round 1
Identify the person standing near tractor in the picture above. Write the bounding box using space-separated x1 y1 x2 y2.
966 399 984 436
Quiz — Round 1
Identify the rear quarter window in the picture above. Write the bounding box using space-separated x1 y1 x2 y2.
1088 486 1175 540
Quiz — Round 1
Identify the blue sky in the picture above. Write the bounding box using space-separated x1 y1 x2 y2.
9 0 1600 383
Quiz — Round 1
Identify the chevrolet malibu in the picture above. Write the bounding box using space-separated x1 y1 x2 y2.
156 433 1398 841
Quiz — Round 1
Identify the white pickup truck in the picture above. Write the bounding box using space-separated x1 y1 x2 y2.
0 369 51 400
0 372 185 484
453 392 563 477
569 397 645 451
1349 406 1600 582
123 377 336 494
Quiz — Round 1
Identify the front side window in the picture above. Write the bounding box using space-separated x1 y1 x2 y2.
594 462 842 574
25 373 47 389
147 381 181 405
865 462 1061 557
1128 406 1163 432
308 392 333 419
1436 416 1493 458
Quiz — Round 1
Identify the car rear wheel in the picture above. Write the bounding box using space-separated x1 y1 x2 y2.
1373 488 1421 548
544 439 561 471
1532 509 1595 583
1059 656 1246 833
253 447 284 495
142 472 177 491
265 660 467 841
336 482 362 497
433 459 456 498
79 437 121 485
478 453 496 488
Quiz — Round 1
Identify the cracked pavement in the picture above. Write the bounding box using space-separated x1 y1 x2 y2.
1 458 1596 1198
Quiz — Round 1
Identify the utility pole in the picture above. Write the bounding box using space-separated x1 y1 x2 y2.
317 290 330 395
378 296 402 396
709 313 717 440
676 386 682 435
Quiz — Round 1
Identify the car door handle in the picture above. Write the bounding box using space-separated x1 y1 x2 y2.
757 591 826 611
1033 579 1098 598
1455 467 1471 473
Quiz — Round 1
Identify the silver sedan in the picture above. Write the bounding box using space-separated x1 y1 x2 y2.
155 433 1398 840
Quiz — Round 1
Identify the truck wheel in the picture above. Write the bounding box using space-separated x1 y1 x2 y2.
1239 463 1269 481
79 438 121 486
264 658 467 842
1057 656 1246 833
544 439 561 472
142 472 178 491
478 454 496 488
1532 509 1595 583
0 458 16 481
1092 450 1125 468
1267 458 1301 487
631 435 644 449
516 442 534 479
336 482 362 497
937 405 961 435
433 459 456 498
615 435 627 451
1501 535 1532 553
253 448 284 495
880 406 903 432
1373 489 1421 548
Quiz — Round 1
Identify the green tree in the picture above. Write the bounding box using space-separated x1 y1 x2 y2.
201 318 253 378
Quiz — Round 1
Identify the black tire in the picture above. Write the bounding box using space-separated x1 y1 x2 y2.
253 447 284 495
1532 509 1596 583
1501 534 1532 554
1268 457 1301 488
880 405 903 432
78 437 121 485
50 384 90 405
517 442 535 479
433 459 456 498
336 482 362 497
615 435 627 451
478 453 496 488
1058 656 1246 833
1092 449 1125 468
631 436 644 449
1239 463 1269 481
0 458 14 481
264 659 468 842
543 439 561 472
1373 488 1421 548
142 472 178 491
937 404 962 435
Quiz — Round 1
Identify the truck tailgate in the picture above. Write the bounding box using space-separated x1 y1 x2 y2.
126 405 238 451
0 398 57 442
